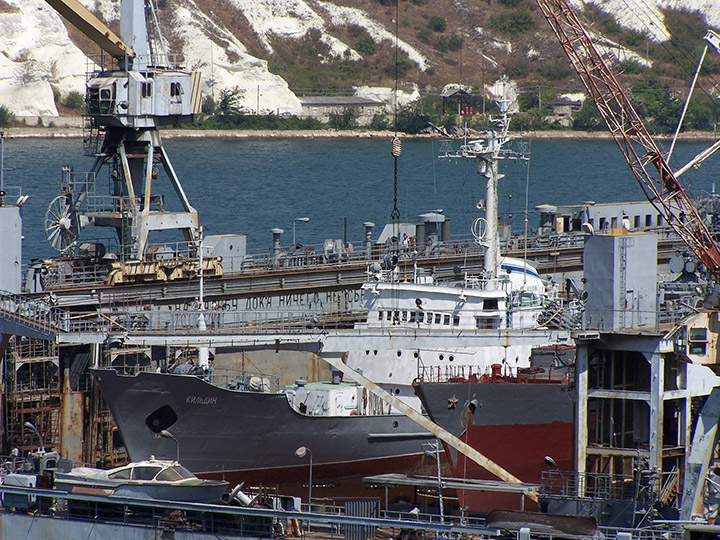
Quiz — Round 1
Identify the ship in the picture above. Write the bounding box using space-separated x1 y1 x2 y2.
412 362 574 513
91 367 435 492
88 81 580 500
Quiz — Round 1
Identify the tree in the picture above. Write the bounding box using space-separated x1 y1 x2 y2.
428 16 446 33
216 87 245 117
62 91 85 110
572 100 602 131
329 108 359 130
0 105 15 127
396 100 430 134
631 80 682 134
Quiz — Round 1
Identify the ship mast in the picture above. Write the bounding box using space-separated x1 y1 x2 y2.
446 77 513 279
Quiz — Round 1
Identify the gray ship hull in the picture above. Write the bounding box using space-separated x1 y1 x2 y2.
92 369 433 490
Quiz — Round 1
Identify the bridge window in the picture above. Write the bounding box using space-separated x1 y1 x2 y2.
141 82 152 98
170 82 184 97
484 298 498 310
434 313 442 324
645 215 652 227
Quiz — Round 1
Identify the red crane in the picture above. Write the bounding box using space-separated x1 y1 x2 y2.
534 0 720 276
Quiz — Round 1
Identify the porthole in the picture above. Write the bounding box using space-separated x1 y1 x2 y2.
392 421 399 428
396 350 402 357
439 354 444 361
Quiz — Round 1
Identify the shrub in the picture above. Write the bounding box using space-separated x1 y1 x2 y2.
385 55 413 78
573 100 603 131
62 90 85 110
0 105 15 127
329 108 359 129
428 16 446 33
499 0 524 6
488 9 534 34
355 36 376 55
619 59 644 74
447 34 463 51
417 27 433 44
539 59 572 80
369 114 390 130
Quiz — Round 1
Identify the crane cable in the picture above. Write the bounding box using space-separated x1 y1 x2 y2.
391 0 401 225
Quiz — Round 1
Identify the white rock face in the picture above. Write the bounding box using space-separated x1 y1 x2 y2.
0 0 87 116
571 0 720 42
355 86 420 113
3 0 719 117
171 1 302 114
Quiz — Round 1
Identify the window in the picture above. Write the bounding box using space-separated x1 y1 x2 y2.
611 217 617 228
170 82 184 97
378 311 383 321
435 313 442 324
484 298 498 310
475 316 498 329
634 215 640 228
156 468 184 481
409 311 416 323
108 467 131 479
599 217 607 230
133 466 162 480
453 316 460 326
658 215 664 226
689 327 708 355
141 82 152 98
443 315 451 325
645 215 652 227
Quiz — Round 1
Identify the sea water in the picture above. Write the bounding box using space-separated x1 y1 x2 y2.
5 135 720 265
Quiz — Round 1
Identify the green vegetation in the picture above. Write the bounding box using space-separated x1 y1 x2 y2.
572 100 603 131
539 59 573 81
62 91 85 110
631 79 682 134
488 9 534 34
0 105 15 127
329 108 360 129
428 16 446 33
499 0 524 6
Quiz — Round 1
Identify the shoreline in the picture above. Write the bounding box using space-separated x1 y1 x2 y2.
2 125 718 141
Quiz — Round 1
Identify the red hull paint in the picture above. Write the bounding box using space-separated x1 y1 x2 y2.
447 421 573 513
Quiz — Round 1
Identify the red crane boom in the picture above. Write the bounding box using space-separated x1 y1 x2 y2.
535 0 720 276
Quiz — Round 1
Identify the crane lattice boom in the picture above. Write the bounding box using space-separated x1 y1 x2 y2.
535 0 720 276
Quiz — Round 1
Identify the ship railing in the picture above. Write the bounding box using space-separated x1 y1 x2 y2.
417 364 570 383
115 364 283 393
62 308 366 334
541 469 638 500
0 290 65 333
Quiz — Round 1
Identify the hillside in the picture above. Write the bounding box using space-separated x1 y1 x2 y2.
1 0 719 120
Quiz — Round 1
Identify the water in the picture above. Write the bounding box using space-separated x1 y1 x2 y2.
5 135 720 266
